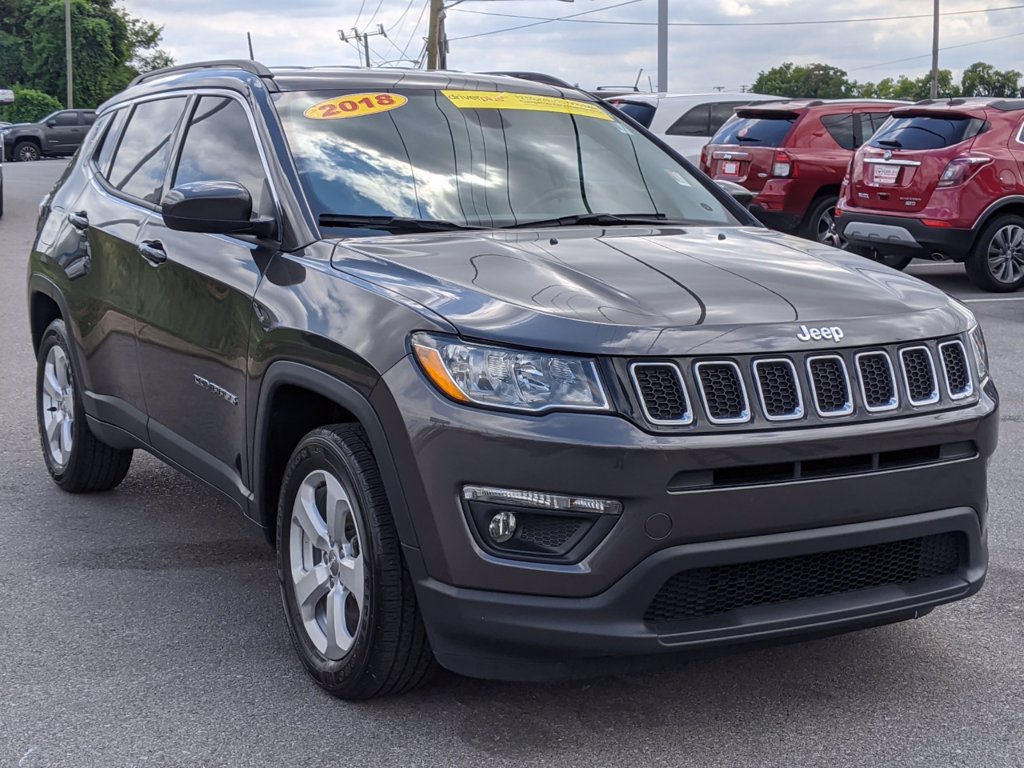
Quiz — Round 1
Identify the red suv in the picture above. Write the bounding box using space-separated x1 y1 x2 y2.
700 100 906 246
837 98 1024 291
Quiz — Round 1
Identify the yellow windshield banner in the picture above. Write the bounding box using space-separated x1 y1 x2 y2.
441 90 612 121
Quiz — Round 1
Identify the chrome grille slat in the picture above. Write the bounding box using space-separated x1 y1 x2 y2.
938 340 973 400
753 358 803 421
855 351 899 413
900 346 940 405
630 362 693 425
694 361 750 424
806 355 853 417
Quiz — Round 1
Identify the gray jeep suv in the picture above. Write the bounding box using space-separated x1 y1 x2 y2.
27 61 997 699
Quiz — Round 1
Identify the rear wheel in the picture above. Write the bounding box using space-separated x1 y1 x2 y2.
36 319 133 491
804 196 845 249
277 424 436 699
966 214 1024 292
14 141 40 162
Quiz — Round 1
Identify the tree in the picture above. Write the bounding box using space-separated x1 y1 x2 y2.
0 0 173 108
0 85 63 123
961 62 1021 97
752 62 855 98
857 69 960 101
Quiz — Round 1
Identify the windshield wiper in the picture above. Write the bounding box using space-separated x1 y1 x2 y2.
876 139 903 148
505 212 670 229
318 214 485 233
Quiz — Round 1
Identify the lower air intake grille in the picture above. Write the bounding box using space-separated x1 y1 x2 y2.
631 363 690 423
644 532 962 624
696 362 748 423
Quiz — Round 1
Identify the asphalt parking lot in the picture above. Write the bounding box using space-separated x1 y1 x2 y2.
1 160 1021 768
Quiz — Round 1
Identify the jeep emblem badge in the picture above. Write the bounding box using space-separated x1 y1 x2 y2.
796 324 844 342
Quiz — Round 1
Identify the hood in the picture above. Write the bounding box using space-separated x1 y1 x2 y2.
330 226 972 356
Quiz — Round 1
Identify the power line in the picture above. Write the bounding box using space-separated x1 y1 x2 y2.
379 0 421 60
449 2 1024 31
850 29 1024 71
449 0 642 41
396 0 431 64
353 0 368 28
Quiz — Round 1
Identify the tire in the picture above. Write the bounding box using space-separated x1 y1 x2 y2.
277 424 436 699
36 319 133 492
14 141 41 162
803 195 845 249
965 214 1024 292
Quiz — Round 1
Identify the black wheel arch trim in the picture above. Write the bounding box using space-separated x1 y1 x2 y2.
972 195 1024 237
251 360 419 549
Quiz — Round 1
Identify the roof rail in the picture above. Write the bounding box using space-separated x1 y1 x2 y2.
129 59 274 88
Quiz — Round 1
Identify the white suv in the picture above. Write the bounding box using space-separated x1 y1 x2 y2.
605 92 781 163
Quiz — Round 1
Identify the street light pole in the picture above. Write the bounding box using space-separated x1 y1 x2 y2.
65 0 73 108
657 0 667 92
930 0 939 98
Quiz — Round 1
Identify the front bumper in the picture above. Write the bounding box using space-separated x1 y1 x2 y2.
837 211 975 260
411 507 986 680
372 357 996 679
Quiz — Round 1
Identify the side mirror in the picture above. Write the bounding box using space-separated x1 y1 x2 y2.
46 119 57 128
161 181 275 237
715 179 755 209
0 89 14 106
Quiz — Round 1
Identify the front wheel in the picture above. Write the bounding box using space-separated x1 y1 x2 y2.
277 424 436 699
36 319 133 491
965 214 1024 292
14 141 41 162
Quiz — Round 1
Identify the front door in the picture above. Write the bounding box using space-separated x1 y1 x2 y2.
134 94 279 503
46 111 85 154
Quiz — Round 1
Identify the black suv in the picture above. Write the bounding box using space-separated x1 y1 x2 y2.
2 108 96 161
27 61 997 699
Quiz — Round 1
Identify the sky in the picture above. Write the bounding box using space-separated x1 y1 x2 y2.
118 0 1024 93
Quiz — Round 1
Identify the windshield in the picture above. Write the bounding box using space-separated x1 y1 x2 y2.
273 89 737 235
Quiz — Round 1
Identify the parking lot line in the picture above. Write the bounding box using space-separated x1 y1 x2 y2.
960 296 1024 302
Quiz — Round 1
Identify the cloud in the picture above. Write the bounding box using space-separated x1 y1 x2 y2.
120 0 1024 92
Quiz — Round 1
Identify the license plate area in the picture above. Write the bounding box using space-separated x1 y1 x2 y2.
722 161 739 175
872 164 899 185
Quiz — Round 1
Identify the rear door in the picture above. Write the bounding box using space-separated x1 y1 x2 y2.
848 111 988 213
134 93 280 502
704 109 799 191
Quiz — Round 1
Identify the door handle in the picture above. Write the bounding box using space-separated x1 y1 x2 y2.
138 240 167 266
68 211 89 231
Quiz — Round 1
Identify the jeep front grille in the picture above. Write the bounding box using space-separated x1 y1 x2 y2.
628 335 977 430
694 362 750 424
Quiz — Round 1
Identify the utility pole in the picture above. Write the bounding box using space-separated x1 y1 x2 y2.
930 0 939 98
427 0 445 70
338 24 387 68
64 0 73 108
247 32 255 60
656 0 667 92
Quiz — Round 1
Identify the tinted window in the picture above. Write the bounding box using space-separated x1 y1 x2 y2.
174 96 273 219
94 108 129 176
666 104 710 136
274 89 737 233
709 102 746 134
108 97 187 204
868 112 891 133
609 100 656 128
870 115 987 150
821 113 855 150
83 112 96 125
53 112 78 126
711 115 795 146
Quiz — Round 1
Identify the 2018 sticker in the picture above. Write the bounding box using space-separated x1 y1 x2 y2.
304 93 408 120
441 90 612 121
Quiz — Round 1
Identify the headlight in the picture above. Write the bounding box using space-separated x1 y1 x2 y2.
411 332 609 413
968 324 989 381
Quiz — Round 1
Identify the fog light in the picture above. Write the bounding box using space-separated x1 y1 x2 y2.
488 511 517 543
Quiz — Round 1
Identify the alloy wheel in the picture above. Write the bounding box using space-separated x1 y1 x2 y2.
815 205 846 249
987 223 1024 285
40 345 75 468
289 469 366 660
